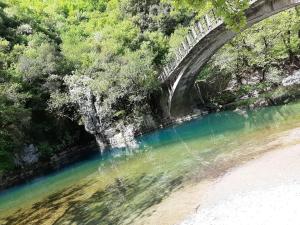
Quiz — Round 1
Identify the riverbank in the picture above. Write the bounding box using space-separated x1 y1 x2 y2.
132 126 300 225
0 143 98 191
181 142 300 225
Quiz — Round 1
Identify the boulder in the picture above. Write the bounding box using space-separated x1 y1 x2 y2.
106 124 138 150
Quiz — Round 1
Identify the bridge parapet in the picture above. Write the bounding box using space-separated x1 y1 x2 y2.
159 8 222 82
159 0 258 83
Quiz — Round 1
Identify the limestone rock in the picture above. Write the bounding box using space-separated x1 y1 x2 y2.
17 24 33 35
282 70 300 87
106 124 138 149
14 144 40 166
265 67 282 84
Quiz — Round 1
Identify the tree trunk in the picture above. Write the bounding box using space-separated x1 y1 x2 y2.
281 32 299 67
260 36 269 82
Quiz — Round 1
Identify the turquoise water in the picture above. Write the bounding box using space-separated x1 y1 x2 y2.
1 103 300 225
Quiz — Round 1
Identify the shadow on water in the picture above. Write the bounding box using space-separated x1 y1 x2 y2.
2 183 89 225
2 173 183 225
55 174 183 225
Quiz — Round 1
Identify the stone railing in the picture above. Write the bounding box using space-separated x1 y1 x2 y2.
159 8 222 82
159 0 258 83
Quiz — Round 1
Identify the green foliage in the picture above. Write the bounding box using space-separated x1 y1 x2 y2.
207 8 300 81
37 142 53 158
197 8 300 107
166 26 188 61
0 1 91 172
0 82 30 172
173 0 250 30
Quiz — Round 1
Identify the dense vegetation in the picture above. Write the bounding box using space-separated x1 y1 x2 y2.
197 8 300 108
0 1 95 172
0 0 195 172
0 0 299 174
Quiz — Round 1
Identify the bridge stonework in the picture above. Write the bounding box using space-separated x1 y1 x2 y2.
160 0 300 118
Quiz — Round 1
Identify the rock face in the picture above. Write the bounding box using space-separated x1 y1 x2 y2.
67 76 110 151
0 144 98 190
282 70 300 87
66 76 156 153
73 88 140 151
14 144 40 167
106 124 139 149
265 67 282 84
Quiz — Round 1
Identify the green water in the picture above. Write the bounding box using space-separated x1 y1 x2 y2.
1 103 300 225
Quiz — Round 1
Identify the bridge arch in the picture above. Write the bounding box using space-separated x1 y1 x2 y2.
160 0 300 118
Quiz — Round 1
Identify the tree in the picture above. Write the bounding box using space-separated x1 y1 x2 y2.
173 0 250 30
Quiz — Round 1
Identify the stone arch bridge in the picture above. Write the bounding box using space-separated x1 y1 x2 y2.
159 0 300 118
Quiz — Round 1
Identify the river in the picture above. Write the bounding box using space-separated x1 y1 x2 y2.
1 102 300 225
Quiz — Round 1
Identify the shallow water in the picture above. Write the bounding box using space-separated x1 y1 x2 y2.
1 103 300 225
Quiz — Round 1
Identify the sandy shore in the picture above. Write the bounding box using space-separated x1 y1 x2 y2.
133 128 300 225
181 143 300 225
